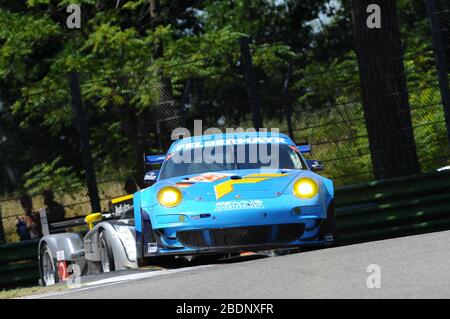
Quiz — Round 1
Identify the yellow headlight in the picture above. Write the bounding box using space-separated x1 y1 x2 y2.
157 186 183 208
293 178 318 199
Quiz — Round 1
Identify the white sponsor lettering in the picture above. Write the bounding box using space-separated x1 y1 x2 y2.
214 200 265 212
173 137 287 152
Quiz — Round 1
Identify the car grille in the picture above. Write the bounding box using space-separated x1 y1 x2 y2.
177 224 305 249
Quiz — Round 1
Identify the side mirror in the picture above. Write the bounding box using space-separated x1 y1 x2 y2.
307 160 324 172
144 170 159 186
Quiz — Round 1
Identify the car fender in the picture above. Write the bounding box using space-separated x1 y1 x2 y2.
321 176 334 207
86 221 137 270
39 233 84 262
38 233 85 278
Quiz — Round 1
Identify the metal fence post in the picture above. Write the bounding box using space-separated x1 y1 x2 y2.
425 0 450 145
39 208 50 237
0 206 5 243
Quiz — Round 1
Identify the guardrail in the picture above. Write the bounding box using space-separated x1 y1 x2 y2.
335 169 450 243
0 213 89 289
0 239 40 289
1 169 450 289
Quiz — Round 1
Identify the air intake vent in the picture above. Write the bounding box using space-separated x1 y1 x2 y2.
177 224 305 249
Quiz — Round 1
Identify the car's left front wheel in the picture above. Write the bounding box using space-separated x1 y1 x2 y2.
320 200 337 246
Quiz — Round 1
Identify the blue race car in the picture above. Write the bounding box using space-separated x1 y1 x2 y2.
134 132 335 265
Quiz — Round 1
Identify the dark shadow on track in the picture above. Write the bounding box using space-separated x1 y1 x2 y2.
150 252 271 269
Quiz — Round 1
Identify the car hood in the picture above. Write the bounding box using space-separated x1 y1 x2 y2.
155 169 317 202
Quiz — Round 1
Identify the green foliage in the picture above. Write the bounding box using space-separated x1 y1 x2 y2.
405 49 450 171
0 9 61 80
23 156 83 194
290 52 373 184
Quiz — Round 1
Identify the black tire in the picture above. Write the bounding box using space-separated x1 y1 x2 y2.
99 230 115 273
39 243 59 286
143 255 175 267
320 200 337 246
139 219 160 267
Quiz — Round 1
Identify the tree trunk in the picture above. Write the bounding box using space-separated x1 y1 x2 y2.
150 0 163 59
436 0 450 73
352 0 420 179
69 72 101 212
115 104 145 188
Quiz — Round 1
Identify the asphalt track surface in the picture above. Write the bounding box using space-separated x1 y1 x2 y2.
28 230 450 299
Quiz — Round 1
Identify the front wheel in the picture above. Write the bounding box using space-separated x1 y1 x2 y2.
99 230 115 273
320 200 337 246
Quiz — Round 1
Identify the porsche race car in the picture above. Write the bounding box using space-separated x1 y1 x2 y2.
134 131 335 265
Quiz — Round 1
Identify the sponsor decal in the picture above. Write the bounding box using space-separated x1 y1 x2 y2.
173 137 288 152
147 243 157 253
214 173 286 200
56 250 65 261
176 182 194 188
189 173 233 183
144 171 158 181
214 200 265 211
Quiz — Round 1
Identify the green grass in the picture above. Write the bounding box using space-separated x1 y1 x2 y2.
0 285 67 299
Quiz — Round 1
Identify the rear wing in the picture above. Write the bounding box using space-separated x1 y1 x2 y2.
297 143 311 154
144 154 165 165
39 208 87 236
39 195 134 236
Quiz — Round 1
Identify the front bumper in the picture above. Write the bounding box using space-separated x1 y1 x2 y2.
141 195 329 256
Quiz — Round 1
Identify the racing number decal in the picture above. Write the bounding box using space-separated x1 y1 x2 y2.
214 173 285 200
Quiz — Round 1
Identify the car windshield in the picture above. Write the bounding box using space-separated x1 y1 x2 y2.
159 143 305 179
